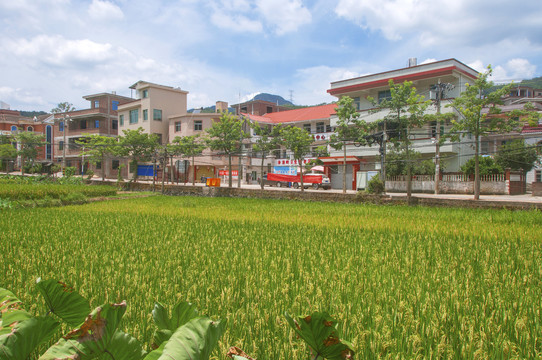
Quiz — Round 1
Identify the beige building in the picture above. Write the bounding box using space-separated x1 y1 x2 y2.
118 81 188 145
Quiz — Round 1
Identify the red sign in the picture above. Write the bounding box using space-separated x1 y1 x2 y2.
219 170 239 176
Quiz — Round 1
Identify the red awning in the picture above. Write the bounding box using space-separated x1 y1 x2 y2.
318 156 365 165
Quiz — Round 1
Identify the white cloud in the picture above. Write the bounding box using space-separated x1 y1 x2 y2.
294 66 362 105
7 35 116 67
256 0 312 35
0 86 47 107
334 0 542 51
211 13 263 33
467 58 537 83
88 0 124 21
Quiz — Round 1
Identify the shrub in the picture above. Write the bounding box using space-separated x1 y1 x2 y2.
64 166 77 178
366 175 385 194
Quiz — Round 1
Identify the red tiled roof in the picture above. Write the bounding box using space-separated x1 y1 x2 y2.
244 104 336 124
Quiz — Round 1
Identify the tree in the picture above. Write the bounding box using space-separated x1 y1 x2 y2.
115 128 159 181
448 66 517 200
461 156 503 176
373 80 430 201
76 135 116 181
169 135 206 186
14 131 46 176
330 96 371 193
495 139 538 173
0 143 17 174
250 122 283 190
386 149 436 177
206 112 246 188
281 125 313 192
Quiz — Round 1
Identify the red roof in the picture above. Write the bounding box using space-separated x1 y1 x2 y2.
244 104 336 124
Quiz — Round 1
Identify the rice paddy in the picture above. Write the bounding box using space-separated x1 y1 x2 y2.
1 196 541 359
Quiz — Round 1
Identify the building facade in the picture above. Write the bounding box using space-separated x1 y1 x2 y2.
326 58 480 189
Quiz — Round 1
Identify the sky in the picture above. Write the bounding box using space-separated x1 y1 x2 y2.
1 0 541 112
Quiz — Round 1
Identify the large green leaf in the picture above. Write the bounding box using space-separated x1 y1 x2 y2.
154 316 225 360
36 279 90 327
0 316 60 360
1 309 32 328
151 300 198 348
39 301 127 360
284 312 354 360
105 330 147 360
0 288 23 319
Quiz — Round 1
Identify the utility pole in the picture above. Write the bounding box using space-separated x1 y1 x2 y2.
432 81 454 194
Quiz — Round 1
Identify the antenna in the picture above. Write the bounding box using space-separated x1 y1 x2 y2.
289 90 294 104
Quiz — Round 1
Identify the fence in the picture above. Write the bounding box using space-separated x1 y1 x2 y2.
385 170 525 195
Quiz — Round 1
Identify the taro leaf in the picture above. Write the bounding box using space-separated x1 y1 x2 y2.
284 311 354 360
0 288 23 318
151 300 198 348
105 330 147 360
0 316 60 360
152 300 198 330
1 309 32 328
36 279 90 327
226 346 255 360
143 342 165 360
39 301 127 360
151 329 172 349
153 316 225 360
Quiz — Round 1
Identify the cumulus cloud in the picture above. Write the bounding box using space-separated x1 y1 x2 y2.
208 0 311 35
7 35 116 67
334 0 542 49
88 0 124 21
211 12 263 33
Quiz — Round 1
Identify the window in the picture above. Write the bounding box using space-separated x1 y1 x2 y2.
94 100 99 108
535 170 541 183
153 109 162 121
378 90 392 104
80 120 87 130
316 122 325 133
143 109 148 121
194 120 202 131
481 141 489 154
353 97 361 110
142 89 149 98
59 141 64 151
96 161 102 170
59 121 64 132
326 125 332 132
119 115 124 126
46 125 52 160
129 109 138 124
155 133 163 145
10 125 17 132
175 121 181 132
95 120 100 129
112 120 118 130
27 126 33 132
112 160 119 170
112 101 119 111
266 106 273 114
303 124 311 133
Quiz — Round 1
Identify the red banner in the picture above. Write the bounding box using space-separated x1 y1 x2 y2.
219 170 239 176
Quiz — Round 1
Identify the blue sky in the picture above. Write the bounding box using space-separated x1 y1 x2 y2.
1 0 541 112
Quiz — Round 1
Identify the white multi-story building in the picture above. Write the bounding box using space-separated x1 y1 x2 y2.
326 58 480 189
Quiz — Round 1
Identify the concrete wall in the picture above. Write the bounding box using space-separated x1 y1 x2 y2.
533 182 542 196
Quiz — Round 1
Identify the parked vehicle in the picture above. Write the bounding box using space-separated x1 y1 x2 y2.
260 172 331 190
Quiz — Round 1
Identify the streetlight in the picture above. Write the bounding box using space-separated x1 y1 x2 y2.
61 115 71 174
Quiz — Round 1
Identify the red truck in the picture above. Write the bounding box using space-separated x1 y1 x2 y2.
259 172 331 190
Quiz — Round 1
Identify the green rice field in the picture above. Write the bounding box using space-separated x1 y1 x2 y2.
1 196 541 359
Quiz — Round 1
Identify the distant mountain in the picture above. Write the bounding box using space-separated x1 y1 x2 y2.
252 93 293 106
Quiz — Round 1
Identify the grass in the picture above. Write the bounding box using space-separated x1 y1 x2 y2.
1 196 541 359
